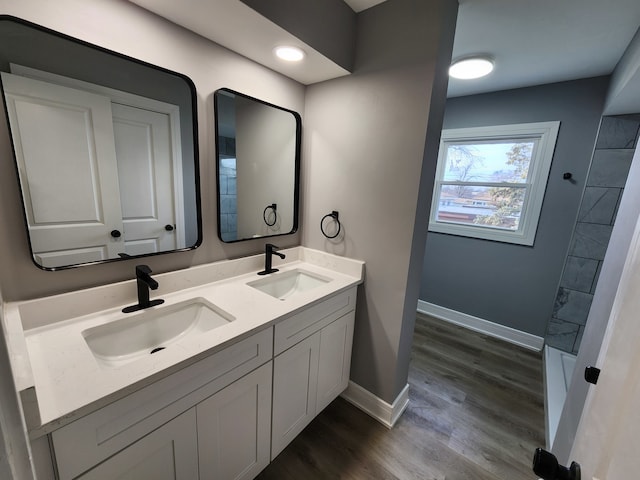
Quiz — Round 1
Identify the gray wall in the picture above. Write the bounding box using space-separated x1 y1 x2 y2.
0 0 305 301
420 77 609 337
547 115 640 353
303 0 458 404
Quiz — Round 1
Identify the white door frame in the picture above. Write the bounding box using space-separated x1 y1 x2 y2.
553 141 640 463
567 166 640 478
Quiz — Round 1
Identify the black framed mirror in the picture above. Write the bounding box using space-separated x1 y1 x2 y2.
0 16 201 270
214 88 300 243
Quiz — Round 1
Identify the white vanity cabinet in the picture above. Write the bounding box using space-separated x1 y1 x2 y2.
271 332 320 458
51 328 273 480
197 362 272 480
72 364 273 480
76 409 198 480
43 284 359 480
316 310 356 413
271 287 356 459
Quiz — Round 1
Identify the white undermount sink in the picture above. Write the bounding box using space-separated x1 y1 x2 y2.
82 298 233 368
247 269 331 300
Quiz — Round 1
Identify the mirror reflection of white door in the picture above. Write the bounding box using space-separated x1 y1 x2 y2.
2 70 183 267
566 206 640 479
1 73 125 268
112 104 177 256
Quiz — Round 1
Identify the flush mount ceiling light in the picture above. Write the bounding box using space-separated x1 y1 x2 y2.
274 46 305 62
449 57 494 80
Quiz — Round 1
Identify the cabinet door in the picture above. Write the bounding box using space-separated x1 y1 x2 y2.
52 328 272 480
316 311 355 413
197 363 272 480
271 332 320 460
77 409 198 480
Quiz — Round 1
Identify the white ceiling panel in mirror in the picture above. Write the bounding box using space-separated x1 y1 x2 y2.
0 16 202 270
215 88 300 243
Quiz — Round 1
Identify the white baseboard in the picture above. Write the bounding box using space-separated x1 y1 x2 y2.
340 381 409 429
417 300 544 351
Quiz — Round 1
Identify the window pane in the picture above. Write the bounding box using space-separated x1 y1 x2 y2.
435 185 527 231
443 140 536 183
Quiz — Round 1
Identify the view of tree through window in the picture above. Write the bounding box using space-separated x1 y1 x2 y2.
429 122 559 245
437 140 536 230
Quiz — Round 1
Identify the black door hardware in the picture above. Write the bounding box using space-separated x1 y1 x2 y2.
110 229 122 238
533 448 580 480
584 366 600 385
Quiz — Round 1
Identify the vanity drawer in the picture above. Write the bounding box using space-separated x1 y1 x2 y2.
274 287 357 355
51 327 272 480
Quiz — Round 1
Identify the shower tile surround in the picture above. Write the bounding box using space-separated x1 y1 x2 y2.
218 137 237 240
546 115 640 353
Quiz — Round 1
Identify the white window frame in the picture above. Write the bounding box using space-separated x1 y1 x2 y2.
428 121 560 245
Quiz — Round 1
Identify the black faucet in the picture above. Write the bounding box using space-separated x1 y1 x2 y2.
122 265 165 313
258 244 286 275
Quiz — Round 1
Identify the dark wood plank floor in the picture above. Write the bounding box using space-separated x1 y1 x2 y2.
257 313 545 479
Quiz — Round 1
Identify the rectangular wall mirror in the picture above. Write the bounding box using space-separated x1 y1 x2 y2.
215 88 300 243
0 16 201 270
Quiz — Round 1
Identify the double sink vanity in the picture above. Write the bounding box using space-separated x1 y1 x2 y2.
0 15 362 480
2 247 364 479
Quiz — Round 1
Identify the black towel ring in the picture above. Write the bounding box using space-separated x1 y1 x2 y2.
320 211 341 239
263 203 277 227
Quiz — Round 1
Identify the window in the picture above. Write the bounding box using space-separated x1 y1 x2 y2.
429 121 560 245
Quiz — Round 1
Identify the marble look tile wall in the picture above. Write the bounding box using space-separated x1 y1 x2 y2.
218 137 237 240
546 115 640 353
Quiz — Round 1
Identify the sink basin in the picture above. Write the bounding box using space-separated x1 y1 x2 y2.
82 298 233 368
247 269 331 300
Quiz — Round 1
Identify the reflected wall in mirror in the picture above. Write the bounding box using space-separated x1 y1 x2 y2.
0 16 201 270
215 88 300 242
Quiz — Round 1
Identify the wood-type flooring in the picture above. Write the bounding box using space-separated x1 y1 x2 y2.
256 312 545 479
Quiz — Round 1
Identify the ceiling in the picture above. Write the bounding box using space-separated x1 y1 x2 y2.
448 0 640 99
348 0 640 100
128 0 350 85
343 0 387 13
129 0 640 109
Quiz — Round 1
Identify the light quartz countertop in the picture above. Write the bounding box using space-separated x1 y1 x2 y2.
2 247 364 432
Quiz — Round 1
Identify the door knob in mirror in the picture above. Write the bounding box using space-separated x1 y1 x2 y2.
110 230 122 238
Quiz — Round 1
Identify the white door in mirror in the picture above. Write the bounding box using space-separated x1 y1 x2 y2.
2 73 181 267
2 72 124 267
112 103 179 255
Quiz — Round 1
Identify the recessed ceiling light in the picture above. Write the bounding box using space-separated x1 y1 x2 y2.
449 57 494 80
274 46 305 62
